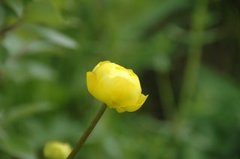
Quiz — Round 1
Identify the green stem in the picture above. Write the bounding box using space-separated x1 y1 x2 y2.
179 0 208 116
67 104 107 159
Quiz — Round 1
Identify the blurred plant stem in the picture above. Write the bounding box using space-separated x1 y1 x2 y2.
179 0 208 116
67 104 107 159
157 72 176 119
0 18 23 37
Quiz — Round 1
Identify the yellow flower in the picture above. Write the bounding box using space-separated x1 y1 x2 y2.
43 141 72 159
87 61 148 113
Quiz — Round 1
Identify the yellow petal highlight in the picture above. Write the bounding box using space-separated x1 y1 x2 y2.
86 61 148 113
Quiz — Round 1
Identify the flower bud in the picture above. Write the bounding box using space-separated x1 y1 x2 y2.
43 141 72 159
87 61 148 113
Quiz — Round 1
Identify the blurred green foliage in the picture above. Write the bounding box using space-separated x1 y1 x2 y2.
0 0 240 159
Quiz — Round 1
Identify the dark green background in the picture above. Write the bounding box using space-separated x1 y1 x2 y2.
0 0 239 158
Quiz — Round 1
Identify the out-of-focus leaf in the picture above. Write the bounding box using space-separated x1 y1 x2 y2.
0 5 5 26
23 40 58 53
52 0 69 10
27 61 56 81
24 0 64 26
25 40 54 53
195 67 240 118
2 28 69 54
0 45 8 64
5 60 56 82
0 134 35 159
2 32 26 55
34 26 77 49
5 0 24 17
119 0 191 39
5 102 53 124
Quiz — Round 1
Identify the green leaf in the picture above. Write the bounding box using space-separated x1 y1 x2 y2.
0 134 36 159
34 26 77 49
24 0 64 26
5 0 24 17
5 102 53 124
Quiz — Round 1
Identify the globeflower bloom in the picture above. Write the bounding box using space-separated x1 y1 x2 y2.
43 141 72 159
87 61 148 113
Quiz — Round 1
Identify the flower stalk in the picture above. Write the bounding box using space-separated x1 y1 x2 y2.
67 104 107 159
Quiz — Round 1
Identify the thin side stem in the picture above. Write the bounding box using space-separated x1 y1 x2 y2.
67 104 107 159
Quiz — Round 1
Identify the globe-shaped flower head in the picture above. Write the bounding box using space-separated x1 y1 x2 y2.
87 61 148 113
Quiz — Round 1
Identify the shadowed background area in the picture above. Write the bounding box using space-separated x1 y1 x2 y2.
0 0 239 159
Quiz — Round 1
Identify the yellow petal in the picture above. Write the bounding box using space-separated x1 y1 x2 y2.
109 76 141 108
125 94 148 112
116 107 126 113
93 61 110 71
87 72 111 104
86 72 97 95
93 61 112 76
90 73 114 106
